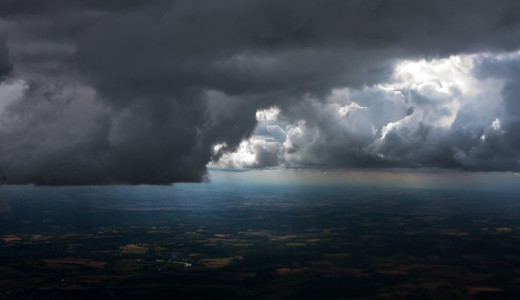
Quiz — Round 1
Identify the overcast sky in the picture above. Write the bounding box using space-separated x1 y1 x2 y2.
1 0 520 184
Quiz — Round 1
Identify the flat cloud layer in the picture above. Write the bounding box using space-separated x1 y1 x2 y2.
1 1 520 184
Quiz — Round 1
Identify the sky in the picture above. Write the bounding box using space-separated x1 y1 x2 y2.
1 1 520 185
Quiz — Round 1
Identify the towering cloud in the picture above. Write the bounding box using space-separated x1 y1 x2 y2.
1 1 520 184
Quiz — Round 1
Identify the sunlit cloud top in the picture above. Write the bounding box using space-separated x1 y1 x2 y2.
212 50 520 172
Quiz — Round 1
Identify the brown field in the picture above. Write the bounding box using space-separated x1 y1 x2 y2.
42 258 107 270
467 286 503 294
120 243 148 254
0 235 21 243
200 257 236 269
275 267 310 275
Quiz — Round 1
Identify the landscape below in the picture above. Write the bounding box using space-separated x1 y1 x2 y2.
0 170 519 299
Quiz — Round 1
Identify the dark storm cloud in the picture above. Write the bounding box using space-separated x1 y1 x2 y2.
0 36 11 78
1 0 520 184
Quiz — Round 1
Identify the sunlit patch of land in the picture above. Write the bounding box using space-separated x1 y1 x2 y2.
496 227 513 233
0 235 21 243
120 244 148 254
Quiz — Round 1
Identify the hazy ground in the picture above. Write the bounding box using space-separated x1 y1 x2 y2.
1 169 520 299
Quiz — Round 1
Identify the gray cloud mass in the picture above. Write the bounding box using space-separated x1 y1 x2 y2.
0 36 11 78
1 1 520 184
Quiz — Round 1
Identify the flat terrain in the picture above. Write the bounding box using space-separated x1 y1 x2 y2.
0 183 520 299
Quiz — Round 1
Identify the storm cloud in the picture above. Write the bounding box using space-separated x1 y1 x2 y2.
0 36 10 78
1 1 520 184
